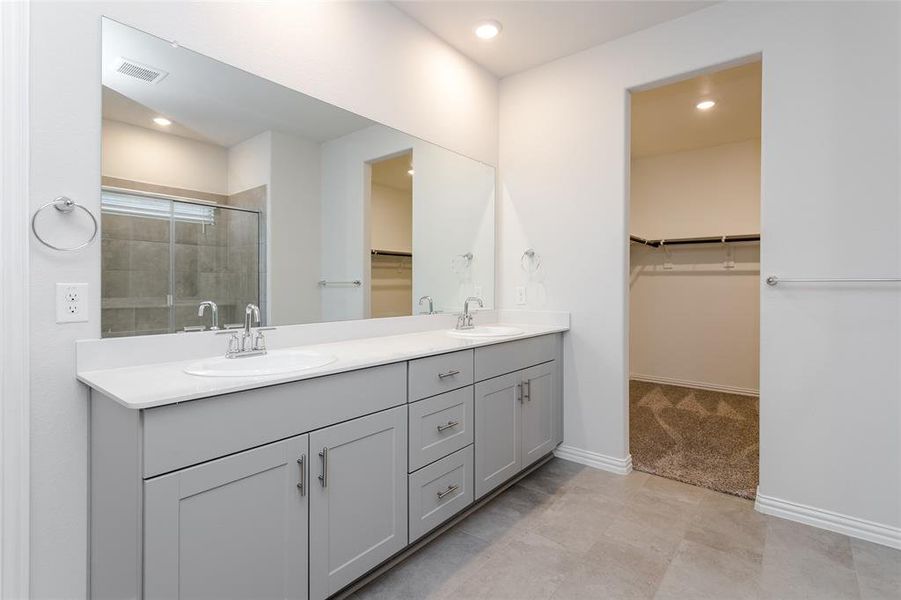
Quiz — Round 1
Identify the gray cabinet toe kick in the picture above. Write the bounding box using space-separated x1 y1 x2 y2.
90 332 563 600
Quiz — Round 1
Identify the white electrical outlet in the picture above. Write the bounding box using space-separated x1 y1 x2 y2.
56 283 88 323
515 286 527 305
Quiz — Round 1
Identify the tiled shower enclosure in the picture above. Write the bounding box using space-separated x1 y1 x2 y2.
100 190 262 337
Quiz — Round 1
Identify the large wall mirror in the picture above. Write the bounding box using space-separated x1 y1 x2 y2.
100 18 495 337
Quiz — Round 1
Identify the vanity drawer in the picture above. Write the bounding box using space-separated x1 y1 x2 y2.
408 445 473 543
474 334 559 382
142 363 405 477
408 349 473 401
408 387 474 472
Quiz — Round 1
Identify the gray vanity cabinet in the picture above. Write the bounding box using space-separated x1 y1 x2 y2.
520 361 557 469
309 406 408 600
474 372 523 499
474 356 560 499
89 333 564 600
143 434 310 600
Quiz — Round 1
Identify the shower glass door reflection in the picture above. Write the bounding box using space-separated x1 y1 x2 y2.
101 190 262 337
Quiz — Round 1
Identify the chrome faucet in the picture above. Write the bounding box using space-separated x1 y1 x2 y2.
221 303 270 358
418 295 436 315
244 303 261 337
456 296 483 330
197 300 219 331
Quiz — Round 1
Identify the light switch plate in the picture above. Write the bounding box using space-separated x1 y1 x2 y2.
56 283 88 323
515 286 527 305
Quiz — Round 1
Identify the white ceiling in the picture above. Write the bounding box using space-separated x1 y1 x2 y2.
102 18 374 148
631 60 761 158
391 1 717 77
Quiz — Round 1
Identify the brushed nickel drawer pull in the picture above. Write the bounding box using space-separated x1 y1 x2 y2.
438 369 461 379
437 484 459 500
436 420 460 432
296 455 306 496
318 447 328 488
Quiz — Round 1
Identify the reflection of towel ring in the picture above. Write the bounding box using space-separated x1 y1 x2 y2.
521 248 541 274
32 196 98 251
451 252 473 274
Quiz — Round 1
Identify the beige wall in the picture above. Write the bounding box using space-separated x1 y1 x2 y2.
371 183 412 252
631 138 760 239
630 138 760 395
102 119 229 194
370 183 413 318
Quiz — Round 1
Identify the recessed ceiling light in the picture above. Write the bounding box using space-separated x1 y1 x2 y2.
696 100 716 111
474 20 502 40
153 117 172 126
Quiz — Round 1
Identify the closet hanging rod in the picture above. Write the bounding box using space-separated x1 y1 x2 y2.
630 234 760 248
766 276 901 286
371 249 412 257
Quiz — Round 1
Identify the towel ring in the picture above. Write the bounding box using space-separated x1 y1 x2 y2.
521 248 541 274
31 196 98 251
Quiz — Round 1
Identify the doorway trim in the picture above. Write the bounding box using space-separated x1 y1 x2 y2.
0 1 31 597
622 53 763 485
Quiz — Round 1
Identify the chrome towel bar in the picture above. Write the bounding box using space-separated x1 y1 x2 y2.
766 276 901 286
318 280 362 287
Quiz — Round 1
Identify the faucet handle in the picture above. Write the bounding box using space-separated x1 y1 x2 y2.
252 330 267 352
226 333 241 356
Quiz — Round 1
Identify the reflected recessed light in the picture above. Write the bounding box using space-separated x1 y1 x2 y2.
407 169 415 176
153 117 172 126
474 20 502 40
696 100 716 111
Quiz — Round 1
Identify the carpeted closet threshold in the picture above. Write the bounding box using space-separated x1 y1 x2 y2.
629 380 759 499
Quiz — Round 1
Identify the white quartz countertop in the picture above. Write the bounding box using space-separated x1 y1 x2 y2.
77 323 568 409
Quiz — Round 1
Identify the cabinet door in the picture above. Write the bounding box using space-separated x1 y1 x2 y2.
144 434 309 600
474 372 522 499
309 406 407 600
521 361 557 468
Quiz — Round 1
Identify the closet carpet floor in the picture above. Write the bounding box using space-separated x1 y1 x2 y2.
350 459 900 600
629 380 759 499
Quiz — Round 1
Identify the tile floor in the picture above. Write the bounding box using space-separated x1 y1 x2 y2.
351 459 901 600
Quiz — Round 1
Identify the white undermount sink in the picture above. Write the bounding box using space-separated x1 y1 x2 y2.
184 349 337 377
446 325 524 339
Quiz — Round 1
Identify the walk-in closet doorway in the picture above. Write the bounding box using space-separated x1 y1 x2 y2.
626 58 762 499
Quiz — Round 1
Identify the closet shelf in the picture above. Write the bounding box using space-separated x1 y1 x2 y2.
630 234 760 248
371 249 412 257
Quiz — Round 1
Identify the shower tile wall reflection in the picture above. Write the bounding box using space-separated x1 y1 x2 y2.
101 213 171 337
100 191 262 338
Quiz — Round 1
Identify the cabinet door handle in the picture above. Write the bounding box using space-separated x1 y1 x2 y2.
438 369 461 379
437 484 459 500
524 379 531 402
318 447 328 488
436 420 460 432
517 383 523 403
296 455 306 496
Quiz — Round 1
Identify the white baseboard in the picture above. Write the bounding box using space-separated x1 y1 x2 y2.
756 490 901 550
630 373 759 397
554 445 632 475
